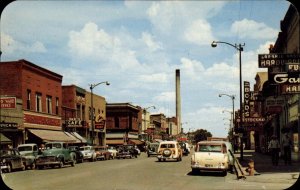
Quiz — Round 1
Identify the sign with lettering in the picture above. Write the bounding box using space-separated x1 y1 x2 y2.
0 122 18 128
244 81 250 117
0 97 16 109
269 72 300 84
66 118 82 127
286 63 300 72
237 117 265 123
258 53 300 68
281 84 300 94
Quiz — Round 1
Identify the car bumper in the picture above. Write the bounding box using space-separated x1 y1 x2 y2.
191 164 227 171
157 155 178 160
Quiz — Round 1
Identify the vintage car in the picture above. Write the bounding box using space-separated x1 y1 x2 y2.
116 145 134 159
35 142 75 169
107 146 118 159
94 146 111 160
191 141 231 176
68 146 84 164
17 143 39 169
79 145 96 162
0 148 26 173
178 142 190 156
147 142 159 157
157 141 183 162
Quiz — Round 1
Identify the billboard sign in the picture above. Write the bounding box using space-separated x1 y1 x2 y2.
281 84 300 94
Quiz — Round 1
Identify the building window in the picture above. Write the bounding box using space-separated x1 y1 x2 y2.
27 89 31 110
56 98 59 115
46 95 52 114
36 93 42 112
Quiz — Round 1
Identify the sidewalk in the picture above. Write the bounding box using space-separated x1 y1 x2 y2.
234 150 300 185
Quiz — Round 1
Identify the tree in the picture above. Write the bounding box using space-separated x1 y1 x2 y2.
193 129 212 143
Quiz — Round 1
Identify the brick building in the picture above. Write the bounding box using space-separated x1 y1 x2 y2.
0 59 77 147
106 103 143 146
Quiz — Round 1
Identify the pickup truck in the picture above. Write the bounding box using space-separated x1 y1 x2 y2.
35 142 75 169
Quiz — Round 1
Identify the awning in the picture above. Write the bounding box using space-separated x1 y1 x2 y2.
0 133 12 144
106 139 124 145
65 132 81 143
128 139 144 145
28 129 77 143
70 132 87 143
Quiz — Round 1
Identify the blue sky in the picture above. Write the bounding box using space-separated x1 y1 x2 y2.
0 0 291 136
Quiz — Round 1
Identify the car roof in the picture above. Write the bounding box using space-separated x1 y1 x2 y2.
197 141 226 145
17 143 37 147
160 141 177 144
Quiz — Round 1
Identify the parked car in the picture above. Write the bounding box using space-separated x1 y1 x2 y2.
116 145 134 159
79 145 96 162
147 142 159 157
0 148 26 173
107 146 118 159
123 144 139 158
157 141 183 162
68 146 84 164
94 146 111 160
178 142 190 156
191 141 230 176
35 142 75 169
17 143 38 169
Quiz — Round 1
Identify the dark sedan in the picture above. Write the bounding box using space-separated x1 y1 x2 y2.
68 146 84 164
0 148 26 173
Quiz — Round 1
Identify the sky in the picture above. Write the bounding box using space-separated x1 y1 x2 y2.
0 0 292 137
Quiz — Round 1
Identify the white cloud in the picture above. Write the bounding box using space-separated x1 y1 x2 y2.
141 32 163 52
1 32 46 55
138 73 168 83
153 91 175 103
231 19 278 39
180 57 205 79
184 19 214 46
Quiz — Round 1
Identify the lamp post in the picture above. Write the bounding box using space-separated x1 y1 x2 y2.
89 81 110 145
219 94 235 142
212 41 245 160
143 106 156 142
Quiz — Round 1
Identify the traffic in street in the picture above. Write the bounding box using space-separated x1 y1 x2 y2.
1 149 294 190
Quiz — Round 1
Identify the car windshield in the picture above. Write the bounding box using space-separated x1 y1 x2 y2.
80 147 90 151
197 144 222 153
18 146 32 152
45 143 61 149
160 144 175 148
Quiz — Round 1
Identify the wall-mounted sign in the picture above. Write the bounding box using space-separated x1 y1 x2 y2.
0 97 16 109
286 62 300 72
258 53 300 68
273 73 300 84
244 81 250 118
67 118 82 127
236 117 265 123
281 84 300 94
0 122 18 128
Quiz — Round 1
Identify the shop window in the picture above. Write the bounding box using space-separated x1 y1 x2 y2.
115 117 119 128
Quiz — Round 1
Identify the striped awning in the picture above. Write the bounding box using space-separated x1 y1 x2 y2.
28 129 76 143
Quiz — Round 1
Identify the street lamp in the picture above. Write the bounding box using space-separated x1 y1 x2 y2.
212 41 245 160
143 106 156 142
89 81 110 145
219 94 235 142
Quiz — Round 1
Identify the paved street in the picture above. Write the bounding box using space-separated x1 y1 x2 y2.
1 151 297 190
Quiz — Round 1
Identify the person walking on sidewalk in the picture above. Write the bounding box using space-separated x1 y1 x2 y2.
268 135 280 166
282 133 292 165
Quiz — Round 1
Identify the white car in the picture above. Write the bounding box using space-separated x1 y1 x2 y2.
17 143 39 169
107 146 118 159
191 141 231 176
79 146 96 162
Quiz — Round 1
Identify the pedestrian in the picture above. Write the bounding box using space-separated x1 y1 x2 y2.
268 135 280 166
282 133 292 165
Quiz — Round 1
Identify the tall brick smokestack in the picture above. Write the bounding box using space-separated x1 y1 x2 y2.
176 69 181 134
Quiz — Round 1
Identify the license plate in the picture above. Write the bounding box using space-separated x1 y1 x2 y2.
205 164 213 167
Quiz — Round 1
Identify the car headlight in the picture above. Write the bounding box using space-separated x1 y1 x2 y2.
2 159 6 163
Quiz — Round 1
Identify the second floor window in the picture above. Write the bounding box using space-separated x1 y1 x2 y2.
46 96 52 114
36 93 42 112
27 89 31 110
56 98 59 115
